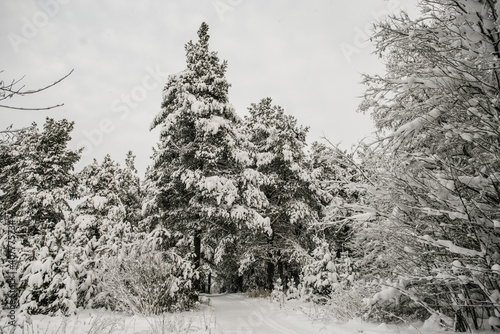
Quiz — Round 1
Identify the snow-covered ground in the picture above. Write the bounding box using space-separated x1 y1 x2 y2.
1 294 497 333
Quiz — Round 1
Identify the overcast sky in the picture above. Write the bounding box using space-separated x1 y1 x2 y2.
0 0 419 176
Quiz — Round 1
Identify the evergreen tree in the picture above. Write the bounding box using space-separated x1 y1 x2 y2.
0 118 80 240
17 221 79 315
148 22 270 293
73 152 141 245
0 118 81 315
242 98 324 290
68 152 141 308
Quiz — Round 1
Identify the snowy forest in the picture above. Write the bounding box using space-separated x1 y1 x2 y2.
1 0 500 332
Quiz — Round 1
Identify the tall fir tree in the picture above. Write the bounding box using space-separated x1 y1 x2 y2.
148 23 270 293
0 118 81 315
242 98 325 290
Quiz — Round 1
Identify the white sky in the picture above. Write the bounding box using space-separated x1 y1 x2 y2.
0 0 419 176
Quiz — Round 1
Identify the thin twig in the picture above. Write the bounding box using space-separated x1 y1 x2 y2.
0 103 64 111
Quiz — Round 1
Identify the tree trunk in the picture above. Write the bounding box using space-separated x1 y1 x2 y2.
194 229 201 293
238 275 243 292
277 260 284 282
267 260 275 291
266 228 275 291
207 272 211 294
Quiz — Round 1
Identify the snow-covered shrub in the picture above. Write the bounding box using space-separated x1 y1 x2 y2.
297 235 428 323
362 279 428 324
300 240 355 302
0 222 15 313
296 240 373 322
17 224 80 316
246 288 271 299
270 279 286 307
98 250 196 315
299 280 376 323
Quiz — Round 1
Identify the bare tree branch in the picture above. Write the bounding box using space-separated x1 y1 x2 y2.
0 103 65 111
0 69 74 111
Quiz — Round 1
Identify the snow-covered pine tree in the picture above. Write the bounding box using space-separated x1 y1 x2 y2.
17 221 79 316
73 152 140 245
242 98 324 291
359 0 500 329
148 22 270 293
0 118 80 239
0 118 81 315
69 152 141 308
66 153 197 314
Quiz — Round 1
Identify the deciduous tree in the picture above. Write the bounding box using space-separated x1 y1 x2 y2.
359 0 500 329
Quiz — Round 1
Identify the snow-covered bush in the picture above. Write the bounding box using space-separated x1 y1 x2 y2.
362 279 428 324
300 239 355 302
298 280 375 323
98 250 196 315
17 223 80 316
270 279 286 307
296 239 374 322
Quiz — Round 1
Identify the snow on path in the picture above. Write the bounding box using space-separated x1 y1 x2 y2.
207 293 407 334
209 293 313 334
207 293 487 334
